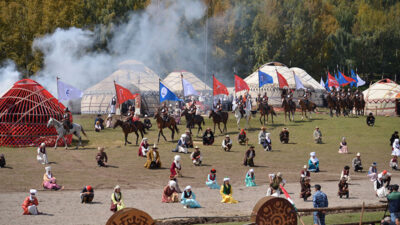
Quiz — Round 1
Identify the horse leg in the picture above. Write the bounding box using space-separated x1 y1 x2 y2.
259 115 263 125
237 117 240 130
218 123 223 134
63 136 68 150
160 129 167 141
197 123 202 137
169 126 174 141
213 123 216 134
135 131 139 145
157 130 161 143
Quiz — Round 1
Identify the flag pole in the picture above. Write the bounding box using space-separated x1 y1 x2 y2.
180 72 184 98
113 80 120 114
56 76 60 100
258 69 261 95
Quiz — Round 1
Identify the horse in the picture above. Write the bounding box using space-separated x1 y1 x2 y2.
154 113 179 142
47 117 87 149
281 98 296 122
338 96 349 116
354 96 365 116
258 102 276 125
209 110 228 134
233 98 251 130
113 119 146 145
326 94 339 117
180 108 205 136
298 99 317 119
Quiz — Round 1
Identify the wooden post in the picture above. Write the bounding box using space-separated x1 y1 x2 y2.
359 201 365 225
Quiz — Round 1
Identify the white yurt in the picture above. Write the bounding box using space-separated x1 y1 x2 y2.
363 79 400 116
163 71 212 95
81 60 160 115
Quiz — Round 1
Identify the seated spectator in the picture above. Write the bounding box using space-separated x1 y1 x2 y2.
264 133 272 151
245 169 256 187
162 180 179 203
338 176 349 198
300 165 311 182
138 138 150 157
258 127 267 150
380 170 392 187
110 185 125 212
308 152 319 172
352 152 363 172
338 137 348 154
300 177 311 201
267 172 286 196
191 146 202 166
340 166 351 183
243 145 256 167
173 134 189 154
143 114 152 130
393 139 400 153
95 121 101 132
185 130 194 148
237 129 248 145
0 153 6 168
144 145 161 169
94 114 104 130
374 174 388 198
221 135 232 152
37 143 48 165
279 128 289 144
313 127 322 144
181 186 201 208
368 162 378 181
43 166 63 190
202 128 214 145
106 114 113 128
206 169 219 189
390 131 399 147
22 189 39 215
366 112 375 126
220 178 238 204
96 147 108 167
80 185 94 203
390 155 399 170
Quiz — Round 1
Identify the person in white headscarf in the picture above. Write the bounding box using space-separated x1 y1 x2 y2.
392 139 400 154
170 155 182 179
37 143 48 164
43 166 63 190
22 189 39 215
338 137 348 154
374 174 389 198
181 186 201 208
245 169 256 187
220 177 238 203
172 134 189 153
110 185 125 212
162 180 179 203
106 114 113 128
110 96 117 114
308 152 320 172
138 138 149 157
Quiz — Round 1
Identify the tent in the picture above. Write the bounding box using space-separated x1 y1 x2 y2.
363 79 400 116
81 60 160 115
163 71 212 95
290 67 325 91
0 79 71 147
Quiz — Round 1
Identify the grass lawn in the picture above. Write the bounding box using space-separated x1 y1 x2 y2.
0 111 398 192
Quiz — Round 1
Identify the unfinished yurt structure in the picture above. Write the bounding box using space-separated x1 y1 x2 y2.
0 79 71 147
81 60 160 115
363 79 400 116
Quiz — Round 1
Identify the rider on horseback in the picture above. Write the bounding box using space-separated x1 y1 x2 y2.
303 89 311 108
62 108 72 133
215 99 223 116
189 100 197 115
159 102 169 122
238 95 245 118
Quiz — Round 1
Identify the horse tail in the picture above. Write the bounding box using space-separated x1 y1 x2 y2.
142 122 147 134
175 123 179 134
202 117 205 125
81 126 87 137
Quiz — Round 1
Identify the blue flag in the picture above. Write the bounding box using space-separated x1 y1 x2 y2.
325 76 330 91
350 70 358 87
258 70 273 87
159 81 182 103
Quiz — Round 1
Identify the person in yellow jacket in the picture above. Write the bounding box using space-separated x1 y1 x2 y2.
144 144 161 169
220 177 238 203
110 185 125 212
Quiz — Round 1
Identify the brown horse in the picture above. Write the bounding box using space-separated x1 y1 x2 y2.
258 102 276 125
354 96 365 116
281 98 296 122
298 99 317 119
338 96 349 116
154 113 179 142
181 108 205 136
113 119 147 145
326 94 340 117
209 110 228 134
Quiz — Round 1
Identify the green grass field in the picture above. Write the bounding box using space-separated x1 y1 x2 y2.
0 111 398 192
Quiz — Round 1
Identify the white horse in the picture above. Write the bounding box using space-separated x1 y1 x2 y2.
233 98 252 130
47 117 87 149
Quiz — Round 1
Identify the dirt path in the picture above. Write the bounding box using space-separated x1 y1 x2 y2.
0 177 396 225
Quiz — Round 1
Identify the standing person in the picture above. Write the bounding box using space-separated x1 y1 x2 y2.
391 131 399 147
220 178 238 203
390 155 399 170
366 112 375 126
279 128 289 144
313 127 322 144
206 169 219 189
37 143 48 165
245 169 256 187
222 135 232 152
80 185 94 203
110 185 125 212
181 186 201 208
202 128 214 145
352 153 363 172
144 144 161 169
162 180 179 203
338 137 348 154
313 184 328 225
43 166 63 190
0 154 5 168
96 147 108 167
243 145 256 167
300 177 312 201
308 152 320 172
387 184 400 223
368 162 378 181
191 146 202 166
110 96 117 114
22 189 39 215
138 138 150 157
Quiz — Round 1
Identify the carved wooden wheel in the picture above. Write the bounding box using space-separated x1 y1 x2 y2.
250 196 297 225
106 208 155 225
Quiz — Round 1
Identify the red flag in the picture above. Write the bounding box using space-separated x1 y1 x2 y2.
213 75 229 96
114 82 139 106
327 72 340 88
234 75 249 93
276 69 289 88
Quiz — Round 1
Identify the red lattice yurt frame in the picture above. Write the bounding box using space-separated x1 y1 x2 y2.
0 79 72 147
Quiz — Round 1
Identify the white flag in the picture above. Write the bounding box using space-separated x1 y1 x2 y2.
356 74 366 87
320 77 325 88
182 78 198 96
57 80 83 101
294 73 305 90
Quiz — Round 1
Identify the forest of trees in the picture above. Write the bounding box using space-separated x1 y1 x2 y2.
1 0 400 83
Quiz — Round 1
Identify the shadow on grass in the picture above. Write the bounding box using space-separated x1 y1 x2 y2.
88 201 102 204
48 161 57 164
39 213 54 216
2 166 13 169
107 165 119 168
252 165 268 168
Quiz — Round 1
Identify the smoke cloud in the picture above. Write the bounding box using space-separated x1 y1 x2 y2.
0 60 20 96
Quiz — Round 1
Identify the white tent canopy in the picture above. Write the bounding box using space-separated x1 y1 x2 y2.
363 79 400 116
290 67 325 91
163 71 211 95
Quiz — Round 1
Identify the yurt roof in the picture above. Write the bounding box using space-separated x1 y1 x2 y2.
363 79 400 102
290 67 325 91
244 62 296 88
163 71 211 93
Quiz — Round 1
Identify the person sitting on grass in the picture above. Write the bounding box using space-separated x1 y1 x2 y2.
162 180 179 203
37 143 48 165
368 162 378 181
340 166 351 183
138 138 150 157
237 129 248 145
191 146 202 166
380 170 392 187
80 185 94 203
0 153 6 168
300 165 311 182
338 137 348 154
300 177 311 201
185 130 194 148
245 169 256 187
202 128 214 145
279 128 289 144
313 127 322 144
94 114 104 130
22 189 39 215
390 155 399 170
43 166 63 190
338 176 349 198
106 114 113 128
375 174 388 198
222 135 232 152
95 121 101 132
352 152 363 172
181 186 201 208
144 144 161 169
366 112 375 126
258 127 267 150
220 177 238 204
172 134 189 154
243 145 256 167
110 185 125 212
143 114 152 130
393 139 400 153
308 152 320 172
96 147 108 167
267 172 286 196
206 169 219 189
